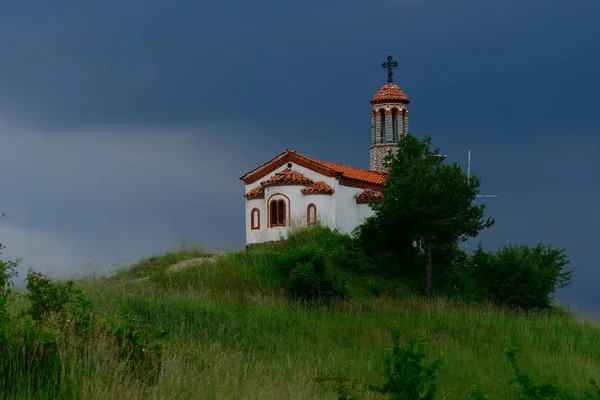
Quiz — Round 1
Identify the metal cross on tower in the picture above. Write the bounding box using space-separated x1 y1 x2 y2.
382 55 398 83
465 150 498 252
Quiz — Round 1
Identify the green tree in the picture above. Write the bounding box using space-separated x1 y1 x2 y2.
366 133 494 297
470 243 573 310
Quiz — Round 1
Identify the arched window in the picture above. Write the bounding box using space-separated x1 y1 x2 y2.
307 204 317 225
392 109 398 143
270 199 286 227
250 208 260 230
379 109 386 144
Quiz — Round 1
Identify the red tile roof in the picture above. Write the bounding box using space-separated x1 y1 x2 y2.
301 181 334 195
240 148 385 190
244 186 264 199
356 188 384 204
261 168 313 188
305 157 387 186
370 83 410 105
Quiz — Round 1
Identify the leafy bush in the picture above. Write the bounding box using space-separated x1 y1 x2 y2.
24 270 168 384
275 244 347 302
585 380 600 399
503 347 600 400
103 313 168 384
0 269 86 397
26 270 78 321
0 245 18 345
504 346 573 399
1 266 168 397
464 382 490 400
368 328 443 400
355 329 600 400
469 243 573 310
284 226 374 273
442 245 490 303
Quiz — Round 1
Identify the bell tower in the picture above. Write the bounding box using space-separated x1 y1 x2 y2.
369 55 410 172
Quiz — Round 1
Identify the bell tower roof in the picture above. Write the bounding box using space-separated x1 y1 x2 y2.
370 83 410 105
372 55 410 105
369 55 410 172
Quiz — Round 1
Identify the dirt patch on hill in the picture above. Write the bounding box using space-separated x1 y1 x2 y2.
166 254 223 274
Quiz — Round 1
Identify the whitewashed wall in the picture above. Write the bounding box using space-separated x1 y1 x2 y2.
244 163 376 246
245 196 267 245
357 203 375 226
333 184 367 235
303 193 335 228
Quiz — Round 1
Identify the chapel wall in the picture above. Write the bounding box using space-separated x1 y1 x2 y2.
245 197 267 245
302 194 335 229
333 185 366 235
244 163 339 245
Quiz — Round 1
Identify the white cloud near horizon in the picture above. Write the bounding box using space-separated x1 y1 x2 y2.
0 116 258 281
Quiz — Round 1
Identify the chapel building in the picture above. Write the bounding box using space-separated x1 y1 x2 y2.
240 57 410 247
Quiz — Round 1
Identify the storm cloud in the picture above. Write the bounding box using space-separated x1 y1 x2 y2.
0 0 598 312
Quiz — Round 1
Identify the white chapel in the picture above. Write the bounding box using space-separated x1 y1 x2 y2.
240 56 411 247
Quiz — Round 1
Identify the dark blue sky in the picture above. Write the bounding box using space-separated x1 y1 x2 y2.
0 0 598 314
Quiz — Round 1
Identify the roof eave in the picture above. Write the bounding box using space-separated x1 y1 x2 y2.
370 98 411 105
239 150 289 181
240 150 340 185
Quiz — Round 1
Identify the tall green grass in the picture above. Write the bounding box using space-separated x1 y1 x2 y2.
4 228 600 399
72 241 600 399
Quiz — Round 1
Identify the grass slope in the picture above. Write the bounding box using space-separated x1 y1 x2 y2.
66 237 600 400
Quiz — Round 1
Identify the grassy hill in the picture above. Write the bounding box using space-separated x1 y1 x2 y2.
3 229 600 399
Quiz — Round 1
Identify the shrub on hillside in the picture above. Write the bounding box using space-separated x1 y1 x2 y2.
103 314 168 384
349 329 600 400
368 328 443 400
0 244 18 344
1 267 168 397
504 346 600 399
1 270 92 397
469 243 573 310
285 226 374 273
275 244 347 302
441 245 488 303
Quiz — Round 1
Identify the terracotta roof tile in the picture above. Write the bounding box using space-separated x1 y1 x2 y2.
261 168 313 188
305 157 387 186
240 148 386 190
301 181 334 195
244 186 264 199
356 188 384 204
370 83 410 105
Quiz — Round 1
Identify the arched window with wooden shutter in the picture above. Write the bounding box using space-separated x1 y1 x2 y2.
270 199 286 227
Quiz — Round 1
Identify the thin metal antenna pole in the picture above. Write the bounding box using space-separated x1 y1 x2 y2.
467 150 471 179
464 150 497 253
466 150 471 252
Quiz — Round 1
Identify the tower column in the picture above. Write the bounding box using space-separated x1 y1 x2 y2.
371 111 376 144
397 109 404 138
402 111 409 134
384 109 393 143
374 110 382 144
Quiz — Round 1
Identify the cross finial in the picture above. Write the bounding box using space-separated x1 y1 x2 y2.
382 55 398 83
